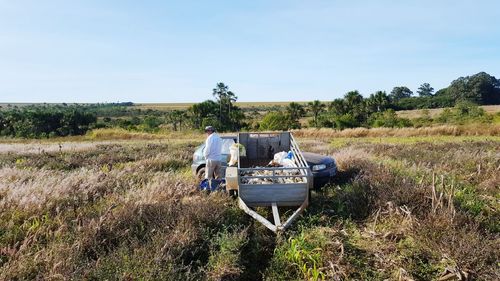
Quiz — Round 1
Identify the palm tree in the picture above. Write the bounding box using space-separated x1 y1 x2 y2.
167 110 185 131
287 102 305 121
286 102 305 128
212 82 228 123
328 99 347 115
367 91 390 112
226 90 237 121
189 103 202 129
344 90 363 110
307 100 325 127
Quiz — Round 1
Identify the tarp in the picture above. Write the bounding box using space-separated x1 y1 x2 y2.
199 178 226 192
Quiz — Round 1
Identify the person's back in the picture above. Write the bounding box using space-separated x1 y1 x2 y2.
205 132 222 161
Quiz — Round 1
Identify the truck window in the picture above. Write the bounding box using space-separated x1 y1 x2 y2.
221 139 235 154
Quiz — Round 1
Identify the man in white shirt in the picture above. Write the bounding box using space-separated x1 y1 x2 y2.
204 126 223 185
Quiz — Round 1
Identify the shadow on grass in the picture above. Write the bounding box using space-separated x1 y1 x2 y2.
235 166 374 280
306 167 374 224
239 222 277 281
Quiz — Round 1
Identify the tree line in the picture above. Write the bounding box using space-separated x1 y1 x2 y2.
258 71 499 130
1 71 498 138
0 105 97 138
390 72 500 109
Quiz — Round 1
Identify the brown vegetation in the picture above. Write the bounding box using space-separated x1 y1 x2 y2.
1 134 498 280
293 124 500 138
397 105 500 119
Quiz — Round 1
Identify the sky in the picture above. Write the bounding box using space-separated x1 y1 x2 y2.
1 0 500 103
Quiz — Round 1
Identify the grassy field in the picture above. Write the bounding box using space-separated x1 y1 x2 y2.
1 130 498 280
134 101 311 111
134 103 500 117
0 103 92 109
396 105 500 119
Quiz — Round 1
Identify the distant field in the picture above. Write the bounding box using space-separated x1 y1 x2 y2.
0 103 87 107
0 103 57 110
396 105 500 119
0 103 93 111
134 101 309 110
0 102 302 110
3 103 499 118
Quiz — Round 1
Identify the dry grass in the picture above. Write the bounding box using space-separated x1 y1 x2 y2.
265 137 499 280
0 141 107 154
134 101 310 111
293 124 500 138
1 134 498 280
86 128 205 141
0 141 254 280
0 128 206 145
397 105 500 119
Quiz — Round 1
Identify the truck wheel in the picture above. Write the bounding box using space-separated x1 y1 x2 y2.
197 167 206 180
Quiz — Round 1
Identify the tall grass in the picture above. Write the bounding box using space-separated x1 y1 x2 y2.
86 128 205 141
1 135 498 280
0 141 251 280
292 124 500 138
265 138 499 280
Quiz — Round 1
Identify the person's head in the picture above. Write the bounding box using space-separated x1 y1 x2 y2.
204 126 215 135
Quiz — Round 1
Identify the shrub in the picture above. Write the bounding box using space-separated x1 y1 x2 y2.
259 112 290 131
333 114 360 129
436 101 493 124
369 109 413 128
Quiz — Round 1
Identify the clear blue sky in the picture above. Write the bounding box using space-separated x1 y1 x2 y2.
1 0 499 103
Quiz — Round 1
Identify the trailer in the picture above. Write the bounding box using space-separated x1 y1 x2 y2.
225 132 313 232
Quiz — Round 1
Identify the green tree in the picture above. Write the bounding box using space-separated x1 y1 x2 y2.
166 110 186 131
286 102 305 129
0 105 96 138
188 83 244 132
201 116 223 131
188 100 218 129
343 91 368 124
307 100 326 127
344 90 363 109
447 72 500 104
367 91 390 112
227 90 237 119
259 112 289 131
390 86 413 101
228 107 246 131
328 99 348 115
212 82 229 124
417 83 434 97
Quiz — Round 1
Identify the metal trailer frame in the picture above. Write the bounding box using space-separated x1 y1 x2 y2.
231 132 313 232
